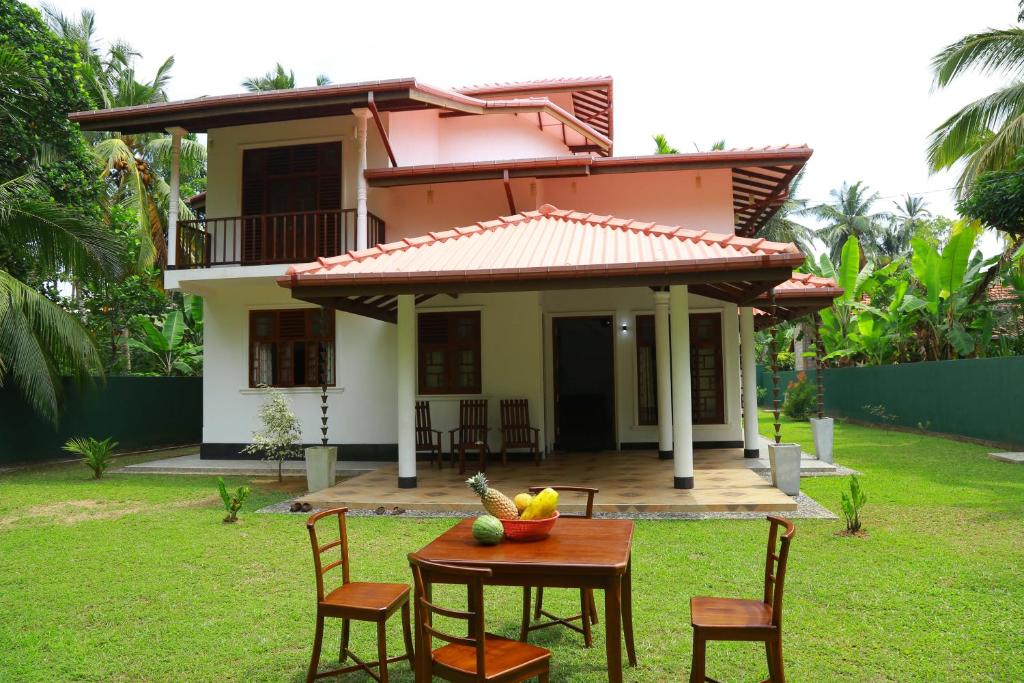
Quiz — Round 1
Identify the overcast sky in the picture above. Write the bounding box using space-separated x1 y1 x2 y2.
37 0 1019 252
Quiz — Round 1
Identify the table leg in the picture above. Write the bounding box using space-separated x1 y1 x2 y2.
622 556 637 666
604 577 623 683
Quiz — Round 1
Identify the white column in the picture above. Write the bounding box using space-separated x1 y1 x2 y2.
740 306 760 458
396 294 417 488
352 108 371 251
165 126 186 268
653 291 672 459
669 285 693 489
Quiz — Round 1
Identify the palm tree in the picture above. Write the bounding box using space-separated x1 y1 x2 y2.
653 134 679 154
242 63 295 91
928 10 1024 197
801 181 889 265
44 8 204 269
877 195 931 262
757 169 815 253
0 172 126 422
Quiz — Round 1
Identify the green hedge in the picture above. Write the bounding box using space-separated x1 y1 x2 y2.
0 377 201 464
757 357 1024 448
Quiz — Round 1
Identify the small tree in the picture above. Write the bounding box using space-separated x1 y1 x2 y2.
62 437 118 479
242 387 303 482
840 475 868 534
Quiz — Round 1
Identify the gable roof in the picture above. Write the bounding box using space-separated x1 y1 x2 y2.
753 272 843 329
278 204 804 321
67 77 611 153
455 76 613 143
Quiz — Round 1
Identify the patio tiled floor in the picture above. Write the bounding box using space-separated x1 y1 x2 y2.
299 449 798 513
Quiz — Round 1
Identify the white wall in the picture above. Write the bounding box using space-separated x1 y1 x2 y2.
540 287 742 450
201 279 396 448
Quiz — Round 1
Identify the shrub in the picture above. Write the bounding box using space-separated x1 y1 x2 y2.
62 437 118 479
840 475 867 533
217 477 250 523
782 372 816 420
242 386 304 482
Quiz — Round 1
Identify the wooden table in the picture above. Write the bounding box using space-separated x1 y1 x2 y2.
414 517 637 682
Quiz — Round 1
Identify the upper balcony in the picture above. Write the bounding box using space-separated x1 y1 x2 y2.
174 209 385 269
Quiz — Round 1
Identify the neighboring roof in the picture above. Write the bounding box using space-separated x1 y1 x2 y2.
753 272 843 329
455 76 613 143
365 145 812 237
278 204 804 321
186 191 206 208
67 77 611 152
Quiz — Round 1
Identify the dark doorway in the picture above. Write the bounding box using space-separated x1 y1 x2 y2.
553 316 615 451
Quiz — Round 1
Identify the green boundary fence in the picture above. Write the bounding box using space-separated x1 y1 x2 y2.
0 377 201 464
757 357 1024 448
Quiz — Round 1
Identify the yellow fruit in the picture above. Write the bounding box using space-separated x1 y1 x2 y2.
520 487 558 520
514 493 533 513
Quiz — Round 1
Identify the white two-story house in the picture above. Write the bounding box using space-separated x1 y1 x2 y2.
70 76 839 489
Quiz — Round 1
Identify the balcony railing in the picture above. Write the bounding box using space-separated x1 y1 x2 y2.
175 209 385 269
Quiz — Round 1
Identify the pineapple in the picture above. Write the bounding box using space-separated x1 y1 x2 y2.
465 473 519 520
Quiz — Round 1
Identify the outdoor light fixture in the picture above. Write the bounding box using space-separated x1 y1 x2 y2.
621 320 629 333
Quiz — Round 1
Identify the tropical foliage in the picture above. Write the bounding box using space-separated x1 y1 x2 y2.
242 388 304 482
62 435 117 478
242 62 330 91
125 295 203 377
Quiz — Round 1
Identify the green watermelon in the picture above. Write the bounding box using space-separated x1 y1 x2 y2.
471 515 504 545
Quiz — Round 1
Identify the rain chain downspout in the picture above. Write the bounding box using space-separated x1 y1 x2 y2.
769 288 782 445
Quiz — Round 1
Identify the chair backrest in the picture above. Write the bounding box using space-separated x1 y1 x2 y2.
457 399 488 441
408 553 493 681
415 401 434 447
528 486 598 519
306 507 351 602
500 399 533 443
762 515 796 628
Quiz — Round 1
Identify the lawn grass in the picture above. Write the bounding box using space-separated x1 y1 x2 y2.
1 417 1022 682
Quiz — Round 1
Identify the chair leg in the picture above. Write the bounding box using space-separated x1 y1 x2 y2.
767 636 785 683
339 618 350 662
377 619 389 683
401 601 414 668
458 444 466 475
689 632 706 683
534 587 544 620
306 614 324 683
580 588 593 648
479 445 487 472
520 586 532 642
587 588 599 625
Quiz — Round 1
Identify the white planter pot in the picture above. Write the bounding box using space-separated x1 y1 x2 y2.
304 446 337 493
768 443 801 496
809 417 834 464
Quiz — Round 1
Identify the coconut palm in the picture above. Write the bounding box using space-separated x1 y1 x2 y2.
44 8 203 269
877 195 931 262
653 134 679 155
757 169 814 253
243 63 295 91
801 181 890 265
928 10 1024 197
0 172 126 423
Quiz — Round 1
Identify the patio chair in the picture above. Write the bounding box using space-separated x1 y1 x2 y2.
519 486 600 648
689 515 796 683
499 399 541 467
305 507 413 683
408 553 551 683
416 400 445 469
450 399 498 474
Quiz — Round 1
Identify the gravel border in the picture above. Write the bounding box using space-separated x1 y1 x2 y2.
258 492 837 521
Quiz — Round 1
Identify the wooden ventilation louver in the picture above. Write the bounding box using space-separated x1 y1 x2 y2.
417 311 481 395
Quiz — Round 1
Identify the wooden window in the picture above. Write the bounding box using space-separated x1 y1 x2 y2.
249 309 335 388
636 315 658 425
417 312 481 395
241 142 342 264
635 312 725 425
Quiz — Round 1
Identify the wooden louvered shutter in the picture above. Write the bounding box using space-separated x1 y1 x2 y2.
417 312 481 395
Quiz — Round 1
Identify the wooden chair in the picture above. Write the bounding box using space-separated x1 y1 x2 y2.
499 399 542 467
416 400 445 469
408 553 551 683
450 399 498 474
520 487 600 648
305 507 414 683
689 515 796 683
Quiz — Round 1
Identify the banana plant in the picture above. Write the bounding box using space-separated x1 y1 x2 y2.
127 309 201 376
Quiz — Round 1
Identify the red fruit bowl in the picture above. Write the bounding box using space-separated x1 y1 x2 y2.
500 511 559 542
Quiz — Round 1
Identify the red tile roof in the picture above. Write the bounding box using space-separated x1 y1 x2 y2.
752 273 843 329
280 204 803 294
768 272 843 299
